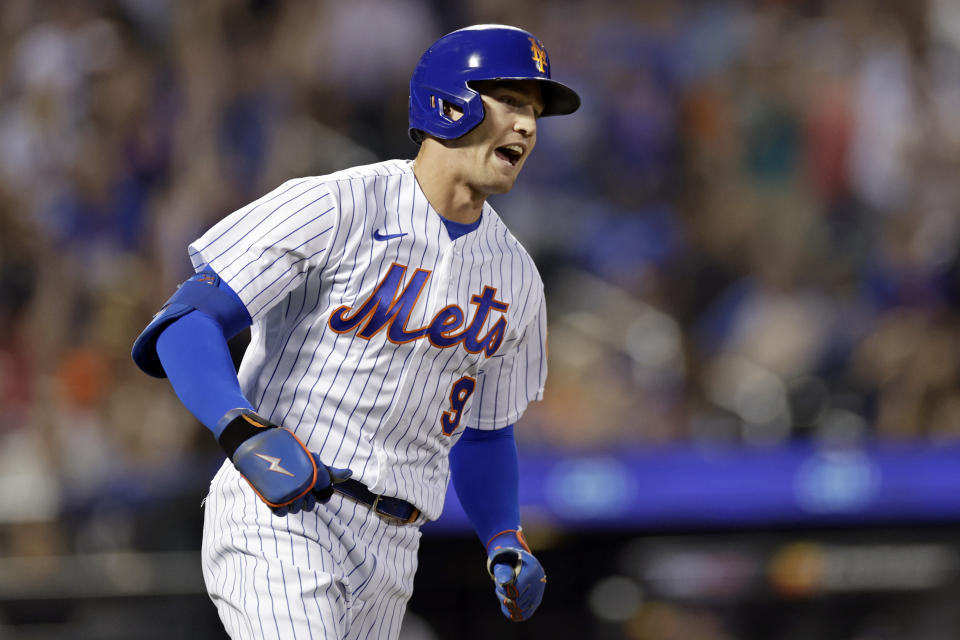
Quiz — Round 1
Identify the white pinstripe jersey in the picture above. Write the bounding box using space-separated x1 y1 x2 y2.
188 159 547 520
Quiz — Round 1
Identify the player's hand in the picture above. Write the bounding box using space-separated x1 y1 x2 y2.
486 530 546 622
218 410 352 515
272 455 353 516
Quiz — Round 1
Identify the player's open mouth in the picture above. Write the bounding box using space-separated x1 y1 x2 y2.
495 144 524 166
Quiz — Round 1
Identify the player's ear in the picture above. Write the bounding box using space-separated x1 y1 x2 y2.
442 101 464 122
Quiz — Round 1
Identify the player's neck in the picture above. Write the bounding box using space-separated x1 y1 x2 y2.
412 154 486 224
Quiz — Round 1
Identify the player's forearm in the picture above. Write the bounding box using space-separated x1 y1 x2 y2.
157 310 350 513
156 310 254 436
449 425 522 546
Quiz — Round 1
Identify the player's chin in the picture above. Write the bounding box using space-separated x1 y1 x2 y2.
484 178 518 195
486 168 523 193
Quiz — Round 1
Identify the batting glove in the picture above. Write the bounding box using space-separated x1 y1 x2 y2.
217 409 352 515
486 529 546 622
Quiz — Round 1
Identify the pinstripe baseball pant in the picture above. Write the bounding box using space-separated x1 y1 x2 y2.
202 462 421 640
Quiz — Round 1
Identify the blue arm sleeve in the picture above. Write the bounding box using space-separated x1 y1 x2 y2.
152 270 254 438
156 310 254 437
449 425 521 546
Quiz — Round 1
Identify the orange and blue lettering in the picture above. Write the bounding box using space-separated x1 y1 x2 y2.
329 263 510 357
329 263 431 342
441 376 476 436
460 287 509 357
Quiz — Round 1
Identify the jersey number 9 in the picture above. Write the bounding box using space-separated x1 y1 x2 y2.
441 376 476 436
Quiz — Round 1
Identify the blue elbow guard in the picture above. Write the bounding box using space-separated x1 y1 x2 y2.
132 269 252 378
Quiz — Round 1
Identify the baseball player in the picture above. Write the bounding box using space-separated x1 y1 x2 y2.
132 24 579 639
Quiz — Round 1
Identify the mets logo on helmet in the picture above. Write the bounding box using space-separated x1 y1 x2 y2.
529 37 547 73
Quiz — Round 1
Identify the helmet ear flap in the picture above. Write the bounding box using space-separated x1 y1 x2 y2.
410 85 484 143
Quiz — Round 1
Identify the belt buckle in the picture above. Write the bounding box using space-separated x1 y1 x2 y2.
371 494 398 523
371 494 420 525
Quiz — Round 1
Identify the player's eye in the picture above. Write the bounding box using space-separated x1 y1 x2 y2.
491 91 541 117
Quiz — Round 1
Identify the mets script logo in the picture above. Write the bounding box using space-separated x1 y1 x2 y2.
529 37 547 73
328 263 509 357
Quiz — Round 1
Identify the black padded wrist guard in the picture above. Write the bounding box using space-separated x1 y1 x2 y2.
217 408 277 459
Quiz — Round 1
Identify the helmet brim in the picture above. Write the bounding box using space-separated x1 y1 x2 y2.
539 79 581 117
468 77 581 117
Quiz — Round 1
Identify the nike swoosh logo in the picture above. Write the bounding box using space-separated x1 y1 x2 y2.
373 229 408 241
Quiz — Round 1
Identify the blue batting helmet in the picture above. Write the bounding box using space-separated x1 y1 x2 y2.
408 24 581 145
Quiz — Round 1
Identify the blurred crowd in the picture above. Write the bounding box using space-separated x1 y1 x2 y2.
0 0 958 537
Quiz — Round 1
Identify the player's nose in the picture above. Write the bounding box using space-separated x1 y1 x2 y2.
513 110 536 138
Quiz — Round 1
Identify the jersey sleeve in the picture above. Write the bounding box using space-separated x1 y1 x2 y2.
187 178 338 321
468 291 548 430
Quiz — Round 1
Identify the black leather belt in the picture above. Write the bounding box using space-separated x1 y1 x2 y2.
334 479 421 525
